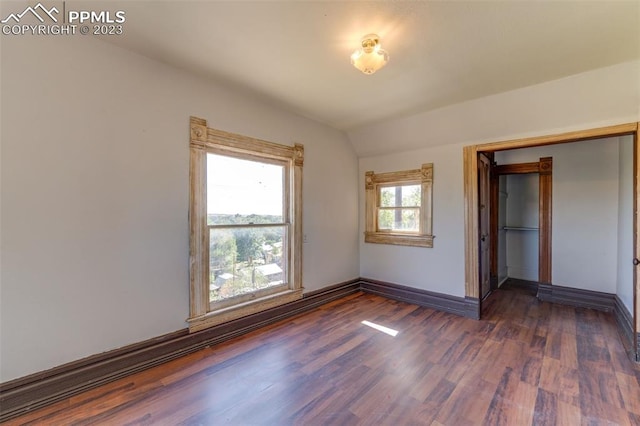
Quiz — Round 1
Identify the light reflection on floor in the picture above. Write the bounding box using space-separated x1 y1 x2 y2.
361 320 399 337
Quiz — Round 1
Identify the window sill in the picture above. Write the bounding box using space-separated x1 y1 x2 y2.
364 232 434 248
187 288 303 333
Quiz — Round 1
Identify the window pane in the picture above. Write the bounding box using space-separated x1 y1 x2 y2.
209 226 286 302
378 209 394 230
207 154 284 225
380 185 420 208
401 209 419 231
401 185 421 207
379 187 396 207
378 208 419 232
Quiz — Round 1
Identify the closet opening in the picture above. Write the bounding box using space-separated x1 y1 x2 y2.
478 157 552 301
463 122 639 361
490 158 552 294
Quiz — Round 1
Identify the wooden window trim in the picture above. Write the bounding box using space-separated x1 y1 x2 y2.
364 163 434 248
188 116 304 333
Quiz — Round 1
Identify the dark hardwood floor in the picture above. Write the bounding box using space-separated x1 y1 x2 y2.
5 285 640 425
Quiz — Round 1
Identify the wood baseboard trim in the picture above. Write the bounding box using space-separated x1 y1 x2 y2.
359 278 479 319
613 296 637 361
0 278 361 422
464 296 481 320
536 283 615 312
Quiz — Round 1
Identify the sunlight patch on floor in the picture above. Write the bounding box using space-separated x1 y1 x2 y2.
361 320 399 337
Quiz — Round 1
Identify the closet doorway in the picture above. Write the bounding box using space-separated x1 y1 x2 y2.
490 158 552 290
463 123 638 352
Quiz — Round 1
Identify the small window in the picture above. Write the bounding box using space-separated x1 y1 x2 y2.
364 164 433 247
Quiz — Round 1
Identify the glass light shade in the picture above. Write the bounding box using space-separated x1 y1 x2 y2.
351 34 389 75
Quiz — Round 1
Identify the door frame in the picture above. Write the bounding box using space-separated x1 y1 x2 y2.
463 123 639 357
491 158 553 285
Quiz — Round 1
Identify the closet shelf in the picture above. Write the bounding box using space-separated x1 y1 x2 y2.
503 226 539 231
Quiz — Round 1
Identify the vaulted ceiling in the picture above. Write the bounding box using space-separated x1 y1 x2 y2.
98 1 639 131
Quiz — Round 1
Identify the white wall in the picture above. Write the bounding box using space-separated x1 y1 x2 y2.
355 61 638 299
617 136 634 313
0 35 359 382
359 143 466 297
348 60 640 157
495 138 620 293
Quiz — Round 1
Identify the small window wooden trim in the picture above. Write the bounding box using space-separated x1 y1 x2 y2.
188 116 303 332
364 163 434 247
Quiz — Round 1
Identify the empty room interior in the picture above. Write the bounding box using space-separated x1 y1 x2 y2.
2 1 640 424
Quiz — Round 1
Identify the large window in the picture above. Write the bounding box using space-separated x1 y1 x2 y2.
364 164 434 247
188 117 303 332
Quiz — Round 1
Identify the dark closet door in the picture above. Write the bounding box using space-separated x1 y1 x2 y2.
478 153 492 299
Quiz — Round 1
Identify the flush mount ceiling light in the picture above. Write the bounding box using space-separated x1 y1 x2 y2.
350 33 389 75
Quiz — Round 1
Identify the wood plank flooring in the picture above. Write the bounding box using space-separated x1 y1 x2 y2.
5 285 640 425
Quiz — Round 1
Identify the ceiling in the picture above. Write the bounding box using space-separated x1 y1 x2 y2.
96 1 639 131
